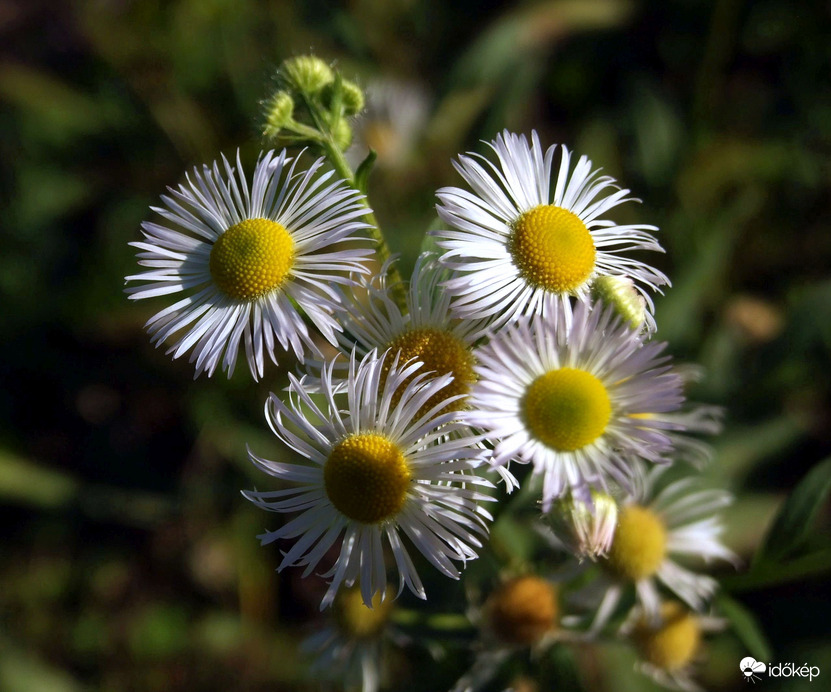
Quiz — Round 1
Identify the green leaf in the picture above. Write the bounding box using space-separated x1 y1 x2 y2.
718 593 773 662
755 456 831 565
0 448 78 508
353 149 377 195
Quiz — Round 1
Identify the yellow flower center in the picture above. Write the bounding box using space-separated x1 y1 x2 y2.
508 204 596 293
635 601 701 671
334 586 395 639
606 505 668 581
324 433 411 524
209 218 295 300
383 327 476 418
521 368 612 451
486 575 558 646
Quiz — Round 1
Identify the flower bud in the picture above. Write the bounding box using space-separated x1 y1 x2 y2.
548 489 618 561
332 117 353 151
262 90 295 139
591 275 646 330
485 575 558 646
281 55 334 94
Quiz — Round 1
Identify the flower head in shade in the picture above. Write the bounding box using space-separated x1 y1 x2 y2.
465 299 686 510
302 586 405 692
624 600 726 692
333 253 489 420
435 130 668 331
125 149 373 379
243 349 493 609
583 467 738 634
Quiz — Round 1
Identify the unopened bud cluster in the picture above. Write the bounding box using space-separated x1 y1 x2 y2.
261 54 365 153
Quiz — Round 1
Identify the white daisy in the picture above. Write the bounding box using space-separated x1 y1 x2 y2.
333 252 489 416
125 149 373 379
302 586 405 692
586 467 738 634
243 349 493 609
465 299 687 510
331 252 516 489
435 130 668 331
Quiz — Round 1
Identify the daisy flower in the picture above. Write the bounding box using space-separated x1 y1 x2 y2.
586 467 738 633
449 574 561 692
331 252 516 489
435 130 668 331
333 252 489 418
243 349 493 609
625 600 726 692
302 586 405 692
465 299 687 510
125 149 373 379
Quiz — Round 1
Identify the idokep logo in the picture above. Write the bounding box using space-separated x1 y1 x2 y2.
741 657 766 683
740 656 821 683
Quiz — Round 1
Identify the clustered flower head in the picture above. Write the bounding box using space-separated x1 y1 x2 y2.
126 59 738 692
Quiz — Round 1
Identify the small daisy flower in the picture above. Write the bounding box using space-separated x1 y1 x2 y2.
625 600 726 692
449 575 561 692
435 130 668 331
587 467 737 633
334 253 488 419
465 299 687 510
243 349 493 609
302 586 404 692
125 149 373 379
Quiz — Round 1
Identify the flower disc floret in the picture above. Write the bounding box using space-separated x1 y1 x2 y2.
209 218 295 300
334 587 394 639
509 204 596 293
324 433 411 524
634 602 701 671
522 368 611 451
607 505 668 581
384 327 476 416
486 575 558 645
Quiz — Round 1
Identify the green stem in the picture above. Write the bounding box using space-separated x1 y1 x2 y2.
296 91 408 311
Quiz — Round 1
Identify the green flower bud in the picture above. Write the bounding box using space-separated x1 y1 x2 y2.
262 90 294 139
332 117 353 151
591 275 647 330
322 79 365 116
281 55 334 94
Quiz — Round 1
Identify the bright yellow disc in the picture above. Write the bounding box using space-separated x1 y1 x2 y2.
522 368 611 451
209 218 294 300
324 433 411 524
509 204 595 293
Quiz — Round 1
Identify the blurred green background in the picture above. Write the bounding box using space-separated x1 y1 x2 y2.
1 0 829 690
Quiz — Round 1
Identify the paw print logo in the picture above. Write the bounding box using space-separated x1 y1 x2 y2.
740 657 767 683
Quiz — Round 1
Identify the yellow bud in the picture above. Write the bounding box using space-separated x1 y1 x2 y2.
485 576 558 646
